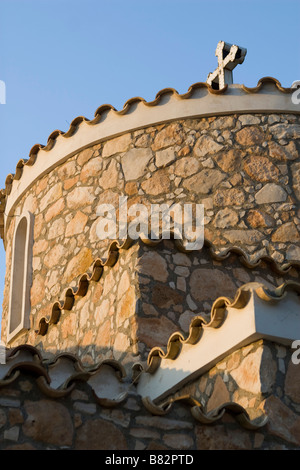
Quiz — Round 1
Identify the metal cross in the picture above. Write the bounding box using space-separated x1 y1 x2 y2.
207 41 247 90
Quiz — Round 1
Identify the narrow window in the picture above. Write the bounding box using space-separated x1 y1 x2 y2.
7 211 34 343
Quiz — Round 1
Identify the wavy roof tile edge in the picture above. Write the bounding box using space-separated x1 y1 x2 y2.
142 395 268 431
1 344 127 402
142 279 300 374
0 76 295 203
0 76 297 242
0 343 268 430
34 235 300 337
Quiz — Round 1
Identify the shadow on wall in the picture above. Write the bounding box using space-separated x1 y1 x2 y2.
12 237 300 370
1 336 298 451
0 340 277 430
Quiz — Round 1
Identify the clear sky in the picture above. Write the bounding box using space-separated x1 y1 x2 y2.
0 0 299 327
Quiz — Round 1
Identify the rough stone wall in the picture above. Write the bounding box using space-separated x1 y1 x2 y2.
178 340 300 449
1 113 300 369
0 340 299 450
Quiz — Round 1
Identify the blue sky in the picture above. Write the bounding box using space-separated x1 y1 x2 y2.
0 0 299 325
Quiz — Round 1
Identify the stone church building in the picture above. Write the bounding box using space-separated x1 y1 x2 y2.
0 42 299 450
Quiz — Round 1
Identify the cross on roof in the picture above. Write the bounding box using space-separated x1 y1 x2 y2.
207 41 247 90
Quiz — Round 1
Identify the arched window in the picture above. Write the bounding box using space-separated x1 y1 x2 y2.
7 211 34 343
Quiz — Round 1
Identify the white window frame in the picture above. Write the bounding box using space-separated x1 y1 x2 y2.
7 211 34 343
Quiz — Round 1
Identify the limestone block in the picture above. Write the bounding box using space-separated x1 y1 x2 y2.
271 222 300 243
213 188 245 206
40 183 63 211
230 346 276 394
238 115 260 126
137 251 169 283
183 169 226 194
194 135 224 157
122 148 152 180
269 141 298 161
63 247 93 284
292 162 300 200
66 187 96 209
23 400 73 446
152 123 184 151
244 156 280 182
80 158 102 182
223 229 264 245
155 147 176 168
235 126 264 146
151 283 183 309
174 156 200 177
215 149 241 172
99 160 119 190
65 211 88 237
45 199 65 222
269 123 300 140
141 169 170 195
196 425 252 450
102 134 131 157
137 316 177 349
214 208 239 228
255 183 287 204
75 418 127 450
190 268 236 302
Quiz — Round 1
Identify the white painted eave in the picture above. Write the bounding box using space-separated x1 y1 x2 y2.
4 81 299 229
136 288 300 402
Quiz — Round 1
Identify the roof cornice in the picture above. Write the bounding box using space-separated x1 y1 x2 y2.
1 77 298 241
137 281 300 402
35 236 300 339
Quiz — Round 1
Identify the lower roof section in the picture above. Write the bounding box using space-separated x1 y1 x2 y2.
0 343 267 431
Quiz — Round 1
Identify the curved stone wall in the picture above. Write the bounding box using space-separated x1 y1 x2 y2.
1 112 300 367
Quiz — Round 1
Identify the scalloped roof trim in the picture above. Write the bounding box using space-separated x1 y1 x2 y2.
0 76 294 200
35 235 300 337
0 76 297 241
0 344 267 430
142 395 268 430
0 344 127 406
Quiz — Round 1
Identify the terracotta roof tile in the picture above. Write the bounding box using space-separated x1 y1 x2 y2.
36 237 300 337
142 395 268 430
0 344 267 430
0 76 296 239
144 280 300 375
1 344 128 406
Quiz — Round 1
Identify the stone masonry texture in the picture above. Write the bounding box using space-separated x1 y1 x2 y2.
0 340 299 450
1 112 300 450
